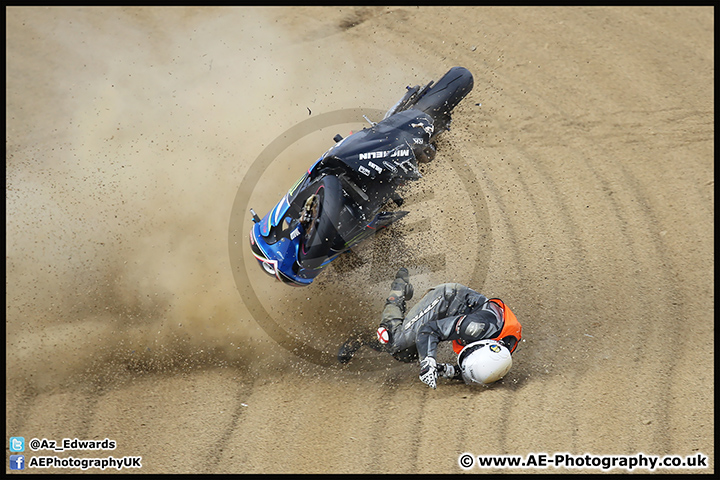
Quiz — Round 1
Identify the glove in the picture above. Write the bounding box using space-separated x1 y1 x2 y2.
419 357 438 389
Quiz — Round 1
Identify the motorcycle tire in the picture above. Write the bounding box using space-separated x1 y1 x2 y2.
410 66 474 136
297 174 343 270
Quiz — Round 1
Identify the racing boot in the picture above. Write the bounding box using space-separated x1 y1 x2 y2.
338 323 398 363
394 267 413 300
386 267 414 312
339 269 414 364
338 337 363 364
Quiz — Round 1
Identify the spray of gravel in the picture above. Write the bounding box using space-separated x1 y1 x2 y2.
6 7 423 394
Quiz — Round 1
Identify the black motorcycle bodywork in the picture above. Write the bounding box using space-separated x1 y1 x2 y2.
249 67 474 286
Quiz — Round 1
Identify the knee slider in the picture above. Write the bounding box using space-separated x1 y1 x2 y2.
376 326 391 344
377 318 402 345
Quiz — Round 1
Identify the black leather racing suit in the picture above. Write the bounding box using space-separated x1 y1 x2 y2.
380 282 505 363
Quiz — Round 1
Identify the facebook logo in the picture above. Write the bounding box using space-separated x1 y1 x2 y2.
10 436 25 452
10 455 25 470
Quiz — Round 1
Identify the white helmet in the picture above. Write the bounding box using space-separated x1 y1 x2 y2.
458 339 512 385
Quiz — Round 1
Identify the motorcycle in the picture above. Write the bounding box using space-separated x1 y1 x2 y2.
249 66 474 286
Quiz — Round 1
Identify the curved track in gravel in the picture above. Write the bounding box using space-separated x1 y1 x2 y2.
7 7 713 473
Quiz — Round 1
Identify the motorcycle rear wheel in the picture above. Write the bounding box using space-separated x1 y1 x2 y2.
412 66 474 135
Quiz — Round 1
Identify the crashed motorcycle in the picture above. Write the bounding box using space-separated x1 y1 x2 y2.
249 66 474 286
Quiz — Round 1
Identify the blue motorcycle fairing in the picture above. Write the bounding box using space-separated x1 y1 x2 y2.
249 109 435 287
251 169 337 285
251 217 339 286
250 234 306 286
259 195 287 238
258 168 316 238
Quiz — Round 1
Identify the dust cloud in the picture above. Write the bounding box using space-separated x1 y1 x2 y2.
7 7 714 474
6 7 406 392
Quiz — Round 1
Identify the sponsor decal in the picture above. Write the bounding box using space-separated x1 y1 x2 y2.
359 149 410 160
404 296 442 331
382 160 397 173
367 161 383 174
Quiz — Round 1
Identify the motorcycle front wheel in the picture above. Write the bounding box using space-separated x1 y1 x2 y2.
297 174 343 270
